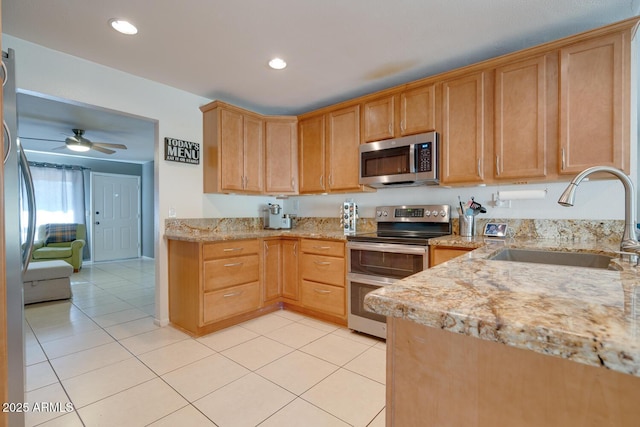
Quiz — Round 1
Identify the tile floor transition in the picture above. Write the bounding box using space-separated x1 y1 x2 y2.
23 258 386 426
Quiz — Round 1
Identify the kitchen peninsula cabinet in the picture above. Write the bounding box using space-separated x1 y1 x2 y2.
201 101 264 194
362 84 436 143
298 105 365 194
168 238 271 337
559 30 630 175
429 246 473 267
299 238 347 324
265 118 298 195
439 71 489 185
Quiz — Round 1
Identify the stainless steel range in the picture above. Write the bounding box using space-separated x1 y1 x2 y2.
346 204 452 339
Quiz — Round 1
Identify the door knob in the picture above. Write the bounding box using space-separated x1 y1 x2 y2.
95 221 100 225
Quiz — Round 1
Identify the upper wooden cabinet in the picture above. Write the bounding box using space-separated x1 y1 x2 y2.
363 95 394 142
493 55 549 181
299 105 363 194
201 102 264 194
362 84 436 142
558 30 630 174
265 118 298 195
439 71 488 185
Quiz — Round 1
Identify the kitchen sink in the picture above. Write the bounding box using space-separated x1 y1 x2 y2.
488 248 618 270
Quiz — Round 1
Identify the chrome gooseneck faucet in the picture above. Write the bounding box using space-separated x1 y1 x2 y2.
558 166 640 256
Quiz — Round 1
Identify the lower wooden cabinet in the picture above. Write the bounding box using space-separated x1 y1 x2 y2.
168 238 267 336
429 246 473 267
262 238 300 303
301 280 345 317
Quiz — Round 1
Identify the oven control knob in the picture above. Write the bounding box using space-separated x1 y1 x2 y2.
382 210 388 217
431 210 438 217
376 210 382 217
440 210 446 217
424 211 431 217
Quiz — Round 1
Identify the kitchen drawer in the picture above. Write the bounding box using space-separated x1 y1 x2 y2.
203 281 261 324
301 280 345 317
300 253 345 287
204 254 259 291
203 239 260 260
300 239 344 257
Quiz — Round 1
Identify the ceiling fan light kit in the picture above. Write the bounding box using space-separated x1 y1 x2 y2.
21 128 128 155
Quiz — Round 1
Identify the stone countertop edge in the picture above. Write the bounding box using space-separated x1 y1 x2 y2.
164 228 348 242
366 237 640 378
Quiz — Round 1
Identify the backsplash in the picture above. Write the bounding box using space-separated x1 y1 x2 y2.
166 217 625 242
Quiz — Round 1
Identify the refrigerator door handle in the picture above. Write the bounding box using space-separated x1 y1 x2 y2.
3 120 11 164
19 146 36 273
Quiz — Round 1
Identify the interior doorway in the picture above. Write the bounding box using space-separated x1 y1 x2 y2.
92 172 141 262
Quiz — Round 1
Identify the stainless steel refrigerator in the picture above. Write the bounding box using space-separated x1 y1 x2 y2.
3 48 36 427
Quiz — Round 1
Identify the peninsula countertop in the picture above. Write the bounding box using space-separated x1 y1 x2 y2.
365 236 640 377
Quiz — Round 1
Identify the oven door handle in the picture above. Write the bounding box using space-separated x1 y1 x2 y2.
346 241 428 255
347 273 397 287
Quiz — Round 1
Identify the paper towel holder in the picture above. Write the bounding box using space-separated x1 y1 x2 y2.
492 188 548 207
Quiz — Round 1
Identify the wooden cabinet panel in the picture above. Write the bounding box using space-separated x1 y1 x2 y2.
203 282 261 324
203 240 259 259
400 85 436 136
219 108 245 191
429 247 473 267
300 239 344 257
265 119 298 194
440 71 487 184
243 115 264 192
298 114 326 193
301 280 346 317
300 254 345 287
494 56 547 180
263 239 282 303
282 239 299 300
559 31 628 174
327 105 361 192
364 95 394 142
204 254 259 292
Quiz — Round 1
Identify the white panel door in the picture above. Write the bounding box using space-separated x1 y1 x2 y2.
92 173 141 262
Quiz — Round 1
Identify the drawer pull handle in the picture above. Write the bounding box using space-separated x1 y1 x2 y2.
223 262 243 267
223 247 244 252
314 261 331 266
223 291 243 298
314 289 332 294
313 246 331 250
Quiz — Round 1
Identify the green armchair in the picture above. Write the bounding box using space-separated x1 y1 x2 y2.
31 223 86 272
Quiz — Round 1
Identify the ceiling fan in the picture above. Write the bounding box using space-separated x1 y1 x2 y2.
21 128 128 155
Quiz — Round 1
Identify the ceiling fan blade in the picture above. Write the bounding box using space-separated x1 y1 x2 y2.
19 136 66 143
93 142 128 150
52 145 68 151
91 145 116 155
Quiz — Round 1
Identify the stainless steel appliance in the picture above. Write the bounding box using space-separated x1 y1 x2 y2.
263 203 292 229
359 132 439 187
347 204 451 339
3 48 36 427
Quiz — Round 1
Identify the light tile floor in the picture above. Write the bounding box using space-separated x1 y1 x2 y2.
23 258 386 427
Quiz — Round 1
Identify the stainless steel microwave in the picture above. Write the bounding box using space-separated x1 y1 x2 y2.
359 132 439 187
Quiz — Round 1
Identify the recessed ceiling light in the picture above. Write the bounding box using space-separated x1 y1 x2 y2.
268 58 287 70
109 19 138 35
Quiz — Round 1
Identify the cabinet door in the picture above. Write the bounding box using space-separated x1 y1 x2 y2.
363 95 394 142
440 72 486 184
263 240 282 303
243 115 264 192
559 32 628 174
327 105 361 192
282 239 299 300
400 85 436 136
265 120 298 194
494 56 547 180
220 108 245 191
299 115 326 193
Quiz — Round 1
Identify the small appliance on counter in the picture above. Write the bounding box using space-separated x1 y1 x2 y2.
341 199 358 235
263 203 293 229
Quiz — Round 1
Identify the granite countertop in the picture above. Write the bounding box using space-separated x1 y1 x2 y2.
163 218 352 242
365 237 640 377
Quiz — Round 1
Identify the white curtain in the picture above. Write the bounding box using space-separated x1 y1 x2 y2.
21 163 87 241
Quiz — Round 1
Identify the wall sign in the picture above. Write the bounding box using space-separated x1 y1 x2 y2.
164 137 200 164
